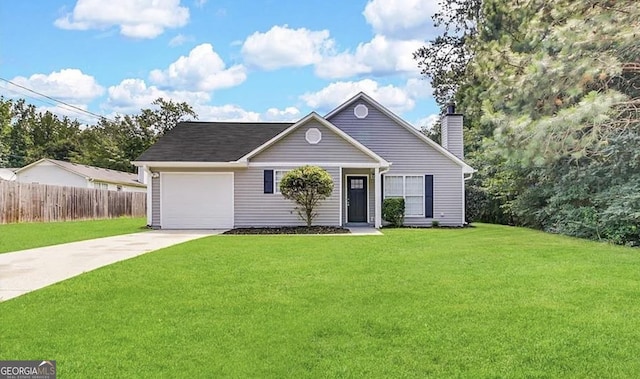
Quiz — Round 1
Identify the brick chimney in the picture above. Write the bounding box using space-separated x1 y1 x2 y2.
441 103 463 159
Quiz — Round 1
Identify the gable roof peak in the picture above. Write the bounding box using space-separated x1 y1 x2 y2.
324 91 475 174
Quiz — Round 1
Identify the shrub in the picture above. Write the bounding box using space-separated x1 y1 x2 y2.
279 166 334 226
431 220 440 227
382 198 405 227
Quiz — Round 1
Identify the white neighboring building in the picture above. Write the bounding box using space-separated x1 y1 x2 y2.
0 168 16 181
15 158 146 192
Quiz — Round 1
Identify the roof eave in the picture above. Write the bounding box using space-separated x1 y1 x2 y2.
131 161 248 168
87 178 147 188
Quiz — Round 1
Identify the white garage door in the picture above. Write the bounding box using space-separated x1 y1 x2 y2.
161 173 233 229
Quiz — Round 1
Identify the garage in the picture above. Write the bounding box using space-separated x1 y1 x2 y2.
161 173 234 229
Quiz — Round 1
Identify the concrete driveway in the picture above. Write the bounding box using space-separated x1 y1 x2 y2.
0 230 224 302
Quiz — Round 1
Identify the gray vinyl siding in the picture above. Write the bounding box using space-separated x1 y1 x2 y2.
329 101 464 226
342 168 375 225
234 166 340 227
151 176 160 227
251 120 377 164
442 114 464 159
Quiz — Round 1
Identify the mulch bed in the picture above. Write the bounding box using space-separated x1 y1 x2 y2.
223 226 351 235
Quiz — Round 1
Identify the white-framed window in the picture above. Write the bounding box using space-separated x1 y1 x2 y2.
95 182 108 190
384 175 424 216
274 170 288 194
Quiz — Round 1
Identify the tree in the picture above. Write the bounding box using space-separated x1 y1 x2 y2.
3 98 35 167
413 0 482 107
415 0 640 245
137 97 197 136
0 97 12 166
279 166 334 227
74 98 198 172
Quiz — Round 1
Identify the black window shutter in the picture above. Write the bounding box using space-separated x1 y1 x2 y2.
425 175 434 218
380 174 384 198
264 170 274 194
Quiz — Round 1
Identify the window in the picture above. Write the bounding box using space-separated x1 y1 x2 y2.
384 176 403 197
350 178 364 189
384 175 424 216
274 170 288 194
95 182 108 190
405 176 424 216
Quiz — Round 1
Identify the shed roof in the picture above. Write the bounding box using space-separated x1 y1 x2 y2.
16 159 144 187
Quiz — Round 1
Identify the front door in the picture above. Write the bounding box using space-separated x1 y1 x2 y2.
347 176 367 223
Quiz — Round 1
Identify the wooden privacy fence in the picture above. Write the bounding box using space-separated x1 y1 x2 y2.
0 180 146 224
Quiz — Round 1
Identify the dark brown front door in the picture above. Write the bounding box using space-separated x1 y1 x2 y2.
347 176 367 223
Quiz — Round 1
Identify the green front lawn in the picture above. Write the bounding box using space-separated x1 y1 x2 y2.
1 224 639 377
0 217 147 253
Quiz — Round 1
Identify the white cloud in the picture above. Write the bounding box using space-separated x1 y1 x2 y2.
240 25 424 79
105 78 300 122
194 0 207 8
106 78 210 114
196 105 302 122
414 114 439 130
263 107 301 121
241 25 334 70
315 35 423 79
168 33 192 47
54 0 189 39
363 0 440 39
10 69 104 103
195 104 260 122
300 79 415 113
149 43 246 91
404 77 431 98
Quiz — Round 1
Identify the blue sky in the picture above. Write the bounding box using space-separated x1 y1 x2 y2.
0 0 440 127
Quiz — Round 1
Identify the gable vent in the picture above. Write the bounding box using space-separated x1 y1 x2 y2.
305 128 322 144
354 104 368 119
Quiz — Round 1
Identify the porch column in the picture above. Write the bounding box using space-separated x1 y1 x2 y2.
374 167 382 228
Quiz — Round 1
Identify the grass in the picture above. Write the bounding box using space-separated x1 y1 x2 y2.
0 217 147 253
1 224 640 377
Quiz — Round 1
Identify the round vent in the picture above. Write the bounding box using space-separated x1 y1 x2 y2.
305 128 322 144
354 104 368 119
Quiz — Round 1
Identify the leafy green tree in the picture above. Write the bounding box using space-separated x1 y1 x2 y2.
0 97 12 166
27 111 81 162
279 166 334 226
416 0 640 245
138 97 197 135
413 0 481 106
75 98 198 172
4 99 35 167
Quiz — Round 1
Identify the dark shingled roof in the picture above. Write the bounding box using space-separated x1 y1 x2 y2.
136 121 293 162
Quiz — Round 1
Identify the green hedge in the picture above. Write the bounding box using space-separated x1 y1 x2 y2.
382 198 405 227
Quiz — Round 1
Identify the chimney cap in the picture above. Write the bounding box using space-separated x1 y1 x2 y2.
446 103 456 114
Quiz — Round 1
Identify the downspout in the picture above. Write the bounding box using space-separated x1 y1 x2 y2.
376 165 391 228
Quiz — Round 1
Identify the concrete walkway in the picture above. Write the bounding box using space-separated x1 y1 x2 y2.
346 227 383 236
0 230 223 302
